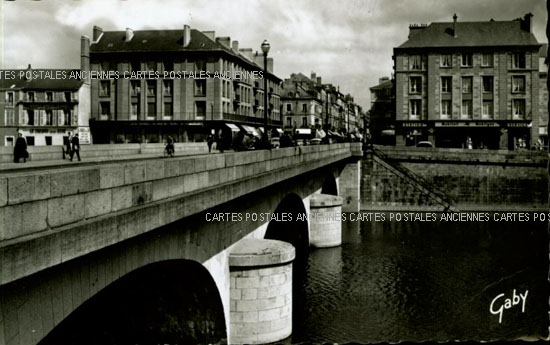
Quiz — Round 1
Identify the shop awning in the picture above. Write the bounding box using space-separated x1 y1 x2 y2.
296 128 312 135
225 123 240 132
241 125 261 137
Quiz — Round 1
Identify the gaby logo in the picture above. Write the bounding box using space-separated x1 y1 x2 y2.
489 289 528 324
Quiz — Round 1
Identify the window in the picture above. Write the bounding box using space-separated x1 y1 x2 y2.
441 100 451 119
441 54 452 67
302 104 308 113
195 79 206 96
410 76 422 93
147 80 156 96
63 109 71 125
45 136 52 146
4 109 15 125
164 102 173 117
163 80 173 96
27 92 35 102
100 61 114 72
512 76 525 93
131 61 141 72
100 81 110 96
461 53 472 67
6 91 15 107
130 102 139 120
195 60 206 72
512 99 525 118
46 92 53 102
5 136 14 147
461 77 472 93
147 102 156 117
100 102 110 118
512 52 526 69
441 77 452 93
461 100 472 118
482 76 494 93
46 110 53 125
410 99 421 118
131 80 141 95
286 117 292 127
286 104 292 112
26 136 35 146
302 117 307 127
481 53 493 67
195 101 206 119
146 61 156 72
482 100 493 118
409 55 422 70
163 61 173 72
65 92 72 102
27 110 35 125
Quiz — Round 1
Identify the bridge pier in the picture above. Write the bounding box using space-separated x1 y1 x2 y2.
309 193 343 247
228 239 295 344
340 161 361 213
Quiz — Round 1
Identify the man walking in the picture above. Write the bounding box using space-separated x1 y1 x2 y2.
70 134 81 161
13 133 28 163
63 132 72 159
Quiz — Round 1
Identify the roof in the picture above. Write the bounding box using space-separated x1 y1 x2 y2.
398 20 540 49
90 28 282 81
370 79 393 91
0 69 83 90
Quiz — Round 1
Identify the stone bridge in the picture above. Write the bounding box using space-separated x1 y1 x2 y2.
0 143 362 345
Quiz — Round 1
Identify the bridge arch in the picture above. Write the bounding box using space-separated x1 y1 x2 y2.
264 193 309 257
39 259 226 345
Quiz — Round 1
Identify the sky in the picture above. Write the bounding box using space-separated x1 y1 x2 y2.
0 0 546 108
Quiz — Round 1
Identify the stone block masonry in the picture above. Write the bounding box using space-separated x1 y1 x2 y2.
229 239 295 344
309 193 343 247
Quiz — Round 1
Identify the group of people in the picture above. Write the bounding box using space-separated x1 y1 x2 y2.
13 132 81 163
63 132 81 161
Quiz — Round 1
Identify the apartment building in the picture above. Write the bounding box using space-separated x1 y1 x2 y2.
86 25 282 144
369 76 395 144
394 13 541 149
0 66 87 146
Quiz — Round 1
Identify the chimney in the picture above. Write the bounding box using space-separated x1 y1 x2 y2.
317 76 322 86
25 64 32 82
379 76 389 84
80 36 91 85
239 48 253 61
216 36 230 48
253 51 263 67
92 25 103 42
182 25 191 47
267 57 273 74
125 28 134 42
453 13 458 37
311 72 316 81
202 31 215 41
408 24 427 39
232 40 239 52
522 13 533 33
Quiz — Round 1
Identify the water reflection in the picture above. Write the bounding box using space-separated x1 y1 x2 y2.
290 214 548 343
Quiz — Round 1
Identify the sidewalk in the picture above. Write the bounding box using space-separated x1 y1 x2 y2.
0 149 226 174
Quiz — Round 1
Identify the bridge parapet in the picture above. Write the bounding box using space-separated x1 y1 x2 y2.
0 143 360 285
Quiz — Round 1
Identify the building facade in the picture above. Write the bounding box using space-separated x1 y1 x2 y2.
369 76 395 144
394 13 541 149
0 66 87 147
280 72 365 139
86 25 282 144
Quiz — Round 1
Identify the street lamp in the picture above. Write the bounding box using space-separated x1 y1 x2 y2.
261 40 270 149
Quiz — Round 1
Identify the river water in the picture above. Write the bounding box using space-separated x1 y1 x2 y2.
289 215 548 343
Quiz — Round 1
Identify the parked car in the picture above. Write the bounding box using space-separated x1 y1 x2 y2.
416 141 433 148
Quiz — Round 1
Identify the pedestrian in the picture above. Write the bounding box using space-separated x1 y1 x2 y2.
63 132 72 159
13 133 28 163
207 133 214 153
70 134 81 161
218 132 224 153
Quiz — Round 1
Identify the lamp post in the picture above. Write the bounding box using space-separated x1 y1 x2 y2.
261 40 270 149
